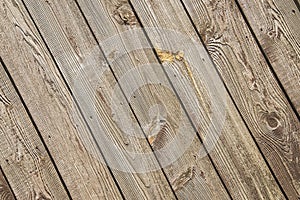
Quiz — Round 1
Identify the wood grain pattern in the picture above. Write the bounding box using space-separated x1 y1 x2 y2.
0 0 123 199
182 0 300 198
237 0 300 115
76 0 232 199
0 59 69 199
1 0 298 198
79 0 286 199
21 0 177 199
0 168 15 200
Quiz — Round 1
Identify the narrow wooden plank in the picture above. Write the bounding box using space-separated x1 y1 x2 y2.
78 0 286 199
236 0 300 115
0 59 69 199
181 0 300 198
0 0 123 199
20 0 177 199
0 167 15 200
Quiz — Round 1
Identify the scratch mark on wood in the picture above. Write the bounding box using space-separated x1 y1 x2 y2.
171 166 195 192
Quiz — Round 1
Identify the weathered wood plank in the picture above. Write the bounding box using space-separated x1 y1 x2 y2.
0 0 123 199
20 0 177 199
78 0 286 199
181 0 300 198
0 59 70 199
236 0 300 115
75 0 233 199
0 167 15 200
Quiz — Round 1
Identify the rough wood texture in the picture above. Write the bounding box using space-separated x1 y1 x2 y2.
0 168 15 200
75 0 233 199
237 0 300 115
0 0 123 199
182 0 300 198
0 0 299 198
0 59 69 199
79 0 286 199
21 0 177 199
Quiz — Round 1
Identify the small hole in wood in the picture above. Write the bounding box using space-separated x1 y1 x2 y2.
292 9 296 14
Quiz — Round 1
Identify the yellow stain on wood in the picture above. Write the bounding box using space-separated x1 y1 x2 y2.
156 48 209 114
148 134 156 146
156 49 176 63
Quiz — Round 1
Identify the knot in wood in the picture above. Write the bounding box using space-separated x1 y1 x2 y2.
113 4 137 26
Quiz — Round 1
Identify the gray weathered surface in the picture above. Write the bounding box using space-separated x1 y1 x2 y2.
21 0 177 199
182 0 300 198
0 60 69 199
0 0 123 199
127 0 291 199
0 0 299 199
237 0 300 116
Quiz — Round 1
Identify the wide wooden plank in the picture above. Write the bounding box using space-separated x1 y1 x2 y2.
0 167 15 200
237 0 300 115
20 0 177 199
181 0 300 198
78 0 286 199
0 59 69 199
0 0 123 199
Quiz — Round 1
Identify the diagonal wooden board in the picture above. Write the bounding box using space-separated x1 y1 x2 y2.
0 59 69 199
236 0 300 116
78 0 286 199
0 0 123 199
181 0 300 198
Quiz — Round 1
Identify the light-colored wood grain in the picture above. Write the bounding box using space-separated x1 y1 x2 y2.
0 0 123 199
182 0 300 198
0 60 69 199
237 0 300 115
21 0 177 199
76 0 232 199
79 0 286 199
0 168 15 200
